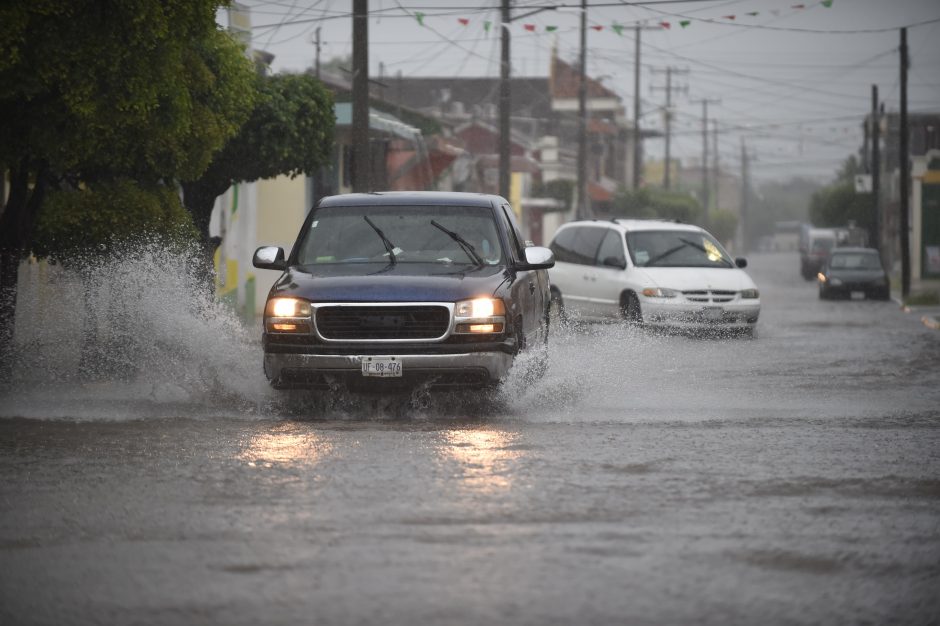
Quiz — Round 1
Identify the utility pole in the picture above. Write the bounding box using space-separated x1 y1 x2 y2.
576 0 589 218
314 27 321 79
741 139 749 252
899 27 911 298
691 97 720 221
650 67 688 189
351 0 370 192
499 0 511 200
871 84 881 252
713 119 720 210
633 25 642 189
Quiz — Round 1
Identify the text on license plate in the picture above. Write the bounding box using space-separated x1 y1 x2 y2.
361 357 402 377
703 306 723 320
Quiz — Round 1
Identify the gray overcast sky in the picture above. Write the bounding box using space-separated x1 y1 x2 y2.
234 0 940 183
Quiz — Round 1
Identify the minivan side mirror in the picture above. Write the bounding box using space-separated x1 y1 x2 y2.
602 256 627 270
253 246 286 270
518 246 555 270
735 257 748 268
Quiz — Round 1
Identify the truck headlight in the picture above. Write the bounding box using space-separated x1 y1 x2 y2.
739 288 760 299
265 297 312 332
454 298 505 334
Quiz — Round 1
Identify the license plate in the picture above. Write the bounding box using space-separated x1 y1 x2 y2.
703 307 723 321
361 356 402 377
850 291 865 300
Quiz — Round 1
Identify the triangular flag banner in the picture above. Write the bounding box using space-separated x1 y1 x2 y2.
484 20 492 32
458 18 469 26
821 0 833 6
545 25 558 32
679 20 690 28
746 11 759 16
591 25 603 31
612 23 624 36
723 15 736 20
791 4 806 8
524 23 535 32
660 21 671 29
415 12 425 26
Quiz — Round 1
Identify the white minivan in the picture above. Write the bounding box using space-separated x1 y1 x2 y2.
547 219 760 334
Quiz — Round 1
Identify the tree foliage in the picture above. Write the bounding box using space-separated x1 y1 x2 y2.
531 179 574 212
0 0 255 183
33 181 198 263
708 209 739 245
0 0 256 373
808 155 873 231
182 72 335 239
611 188 703 223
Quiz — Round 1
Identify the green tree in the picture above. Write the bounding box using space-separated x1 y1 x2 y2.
531 179 574 212
33 180 198 263
181 72 335 244
0 0 255 370
809 182 873 231
611 188 703 223
708 208 739 245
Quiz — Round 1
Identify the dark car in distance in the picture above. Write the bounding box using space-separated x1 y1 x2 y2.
252 192 555 391
817 247 890 300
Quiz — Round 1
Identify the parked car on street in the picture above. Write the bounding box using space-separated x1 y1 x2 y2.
252 192 554 391
547 219 760 335
817 247 890 300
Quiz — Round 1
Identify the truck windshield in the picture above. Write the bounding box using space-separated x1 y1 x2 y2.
296 205 504 267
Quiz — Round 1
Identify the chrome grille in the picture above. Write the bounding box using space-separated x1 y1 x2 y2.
315 305 450 340
683 290 737 303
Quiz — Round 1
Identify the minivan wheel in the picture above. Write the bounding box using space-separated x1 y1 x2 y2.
622 292 643 324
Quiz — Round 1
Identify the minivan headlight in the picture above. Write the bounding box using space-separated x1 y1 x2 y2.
265 297 312 332
739 289 760 299
641 287 678 298
454 297 506 334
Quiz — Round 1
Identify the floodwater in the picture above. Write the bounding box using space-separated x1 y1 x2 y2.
1 250 939 625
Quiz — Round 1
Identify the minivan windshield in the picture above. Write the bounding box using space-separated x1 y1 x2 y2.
627 230 735 268
295 205 504 267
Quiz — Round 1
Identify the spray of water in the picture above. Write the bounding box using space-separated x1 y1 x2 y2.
0 243 773 423
1 242 273 420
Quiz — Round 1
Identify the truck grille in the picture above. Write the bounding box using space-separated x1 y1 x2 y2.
316 305 451 340
683 290 737 303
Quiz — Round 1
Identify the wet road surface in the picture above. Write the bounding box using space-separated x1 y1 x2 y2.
1 252 939 625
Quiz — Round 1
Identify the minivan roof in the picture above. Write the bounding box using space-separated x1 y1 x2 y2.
560 219 704 234
319 191 504 208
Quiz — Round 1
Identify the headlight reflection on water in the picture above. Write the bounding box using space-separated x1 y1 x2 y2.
239 423 333 468
439 429 525 494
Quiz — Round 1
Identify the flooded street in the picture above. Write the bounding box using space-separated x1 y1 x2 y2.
2 251 939 625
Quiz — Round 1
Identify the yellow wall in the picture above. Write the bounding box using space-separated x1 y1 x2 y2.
257 174 308 250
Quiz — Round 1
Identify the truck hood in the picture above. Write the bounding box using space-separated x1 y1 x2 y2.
270 263 510 303
635 267 757 292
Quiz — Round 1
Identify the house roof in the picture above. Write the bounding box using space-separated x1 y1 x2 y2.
550 55 620 100
387 76 554 120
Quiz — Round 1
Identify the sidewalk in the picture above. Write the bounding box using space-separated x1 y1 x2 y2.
893 276 940 330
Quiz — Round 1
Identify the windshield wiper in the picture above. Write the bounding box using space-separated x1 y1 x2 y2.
430 220 484 267
644 243 687 267
645 237 732 267
363 215 397 265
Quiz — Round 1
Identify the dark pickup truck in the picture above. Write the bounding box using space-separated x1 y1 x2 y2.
252 191 555 391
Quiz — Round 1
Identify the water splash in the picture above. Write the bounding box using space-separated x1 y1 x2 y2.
1 242 273 420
